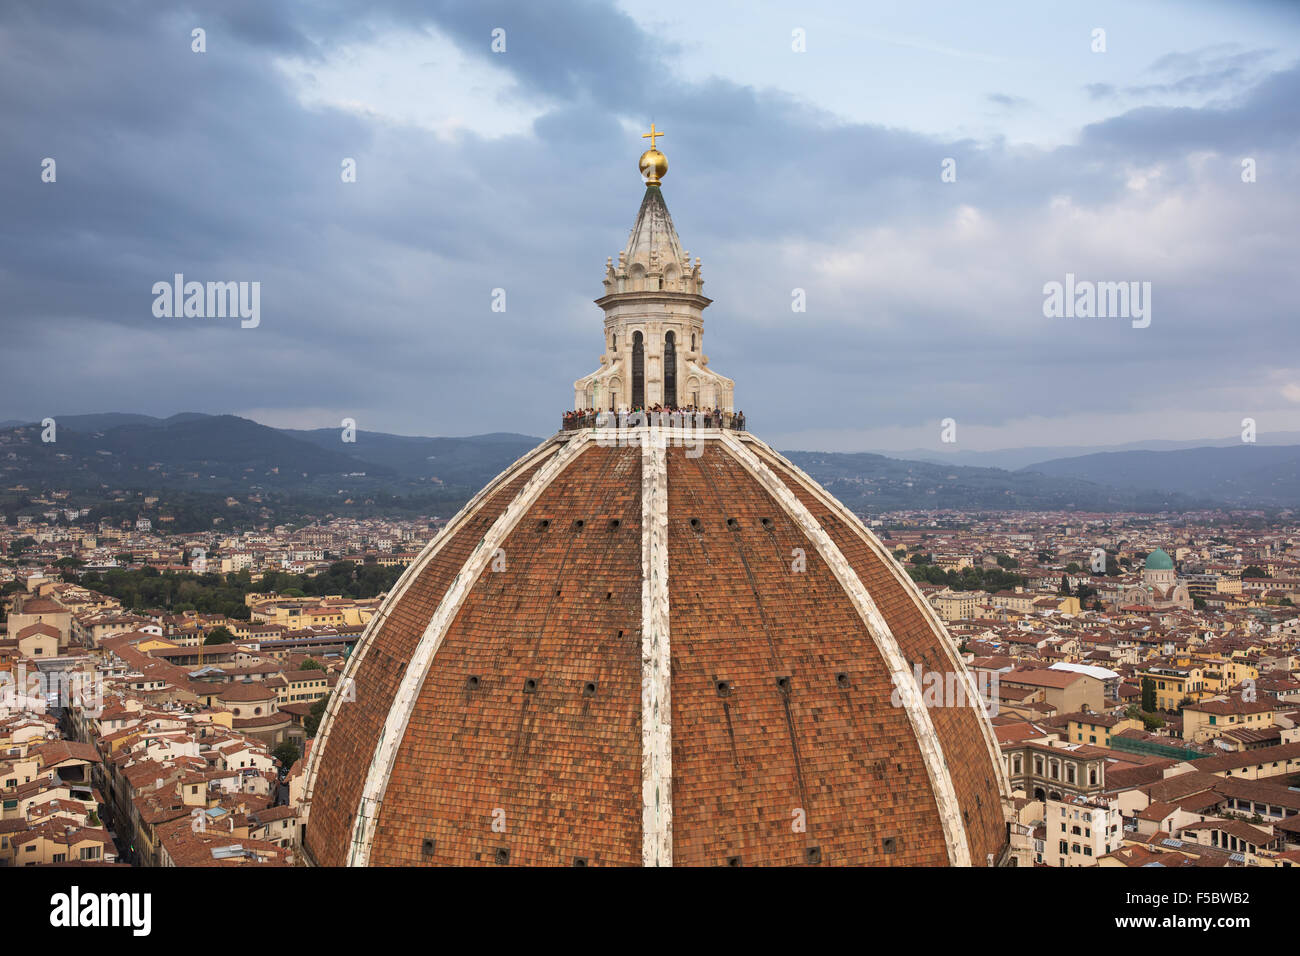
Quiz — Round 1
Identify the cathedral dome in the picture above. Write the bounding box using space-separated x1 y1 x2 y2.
300 139 1013 868
1145 548 1174 571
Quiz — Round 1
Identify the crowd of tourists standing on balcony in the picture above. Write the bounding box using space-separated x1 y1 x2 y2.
562 404 746 431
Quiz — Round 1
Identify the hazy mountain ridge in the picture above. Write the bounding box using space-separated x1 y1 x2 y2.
782 451 1211 513
875 432 1300 471
280 427 540 486
2 412 1297 511
1018 444 1300 506
0 413 540 495
0 415 385 488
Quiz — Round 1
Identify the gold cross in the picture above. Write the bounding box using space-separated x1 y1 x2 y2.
642 123 664 150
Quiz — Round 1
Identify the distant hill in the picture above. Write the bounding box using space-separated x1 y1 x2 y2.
6 411 1300 512
4 413 166 432
0 413 547 500
0 415 386 489
1018 444 1300 507
783 450 1208 513
877 432 1300 471
279 428 540 486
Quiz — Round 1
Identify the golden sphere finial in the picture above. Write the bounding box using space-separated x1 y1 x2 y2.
639 123 667 185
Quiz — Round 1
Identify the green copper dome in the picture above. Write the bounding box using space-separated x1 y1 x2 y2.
1145 548 1174 571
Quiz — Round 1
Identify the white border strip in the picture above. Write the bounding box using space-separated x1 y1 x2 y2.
300 435 563 816
346 431 592 866
719 432 971 866
640 431 673 866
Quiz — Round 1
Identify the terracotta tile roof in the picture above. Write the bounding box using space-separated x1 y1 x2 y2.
15 622 60 640
18 598 65 614
1187 695 1275 716
29 740 100 767
214 682 278 703
1178 819 1275 846
1002 667 1084 689
154 823 291 866
1189 741 1300 774
1102 761 1174 792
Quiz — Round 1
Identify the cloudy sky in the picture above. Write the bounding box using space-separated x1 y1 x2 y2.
3 0 1299 453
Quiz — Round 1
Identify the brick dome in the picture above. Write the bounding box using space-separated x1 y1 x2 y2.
300 142 1012 866
301 429 1012 866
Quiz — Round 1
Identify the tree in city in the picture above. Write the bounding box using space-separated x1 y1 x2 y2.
1141 677 1157 713
204 625 235 645
305 694 330 736
272 740 301 770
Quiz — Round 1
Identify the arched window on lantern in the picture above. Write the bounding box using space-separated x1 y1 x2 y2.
664 331 677 407
632 331 645 407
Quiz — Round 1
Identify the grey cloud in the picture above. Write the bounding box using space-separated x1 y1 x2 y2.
1 1 1297 448
986 93 1031 109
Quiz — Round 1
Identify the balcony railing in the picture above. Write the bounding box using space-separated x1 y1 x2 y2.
562 410 747 432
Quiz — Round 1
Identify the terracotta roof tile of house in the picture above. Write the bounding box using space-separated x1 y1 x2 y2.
1139 830 1249 866
214 682 278 703
1212 776 1300 812
1178 819 1274 846
1002 667 1083 689
1141 771 1222 804
1101 761 1175 792
19 598 66 614
250 805 297 824
26 798 89 820
15 622 61 640
1187 696 1275 716
30 740 100 766
1102 844 1199 867
1189 741 1300 774
1060 711 1121 727
11 818 112 849
1136 800 1180 822
154 825 291 867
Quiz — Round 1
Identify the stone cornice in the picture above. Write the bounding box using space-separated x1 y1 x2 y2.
594 291 712 311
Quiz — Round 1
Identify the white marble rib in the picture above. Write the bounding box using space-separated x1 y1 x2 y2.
345 431 592 866
719 431 972 866
640 429 673 866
